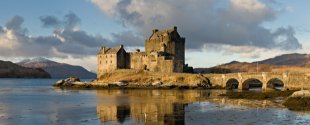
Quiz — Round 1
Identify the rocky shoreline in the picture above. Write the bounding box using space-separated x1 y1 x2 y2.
283 90 310 110
53 75 310 111
54 70 214 89
53 77 211 90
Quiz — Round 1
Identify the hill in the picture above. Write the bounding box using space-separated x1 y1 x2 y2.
195 53 310 73
0 60 51 78
258 53 310 66
18 57 96 78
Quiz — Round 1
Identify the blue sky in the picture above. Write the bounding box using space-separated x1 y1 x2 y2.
0 0 122 36
0 0 309 71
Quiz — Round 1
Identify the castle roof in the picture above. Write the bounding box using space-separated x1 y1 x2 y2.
105 47 122 54
149 26 178 40
98 46 122 54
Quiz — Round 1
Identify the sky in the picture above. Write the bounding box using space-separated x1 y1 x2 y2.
0 0 309 72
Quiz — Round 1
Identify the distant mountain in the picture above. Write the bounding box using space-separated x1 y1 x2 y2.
195 53 310 74
0 60 51 78
18 57 96 78
257 53 310 67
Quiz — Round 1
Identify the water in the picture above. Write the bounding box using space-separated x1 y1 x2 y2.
0 79 309 125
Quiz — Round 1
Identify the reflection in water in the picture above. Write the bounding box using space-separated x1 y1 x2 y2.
96 90 211 125
95 90 310 125
1 79 310 125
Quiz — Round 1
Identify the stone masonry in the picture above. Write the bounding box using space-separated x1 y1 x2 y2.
206 72 310 91
97 26 189 78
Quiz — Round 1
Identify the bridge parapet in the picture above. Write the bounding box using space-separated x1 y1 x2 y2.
206 72 310 91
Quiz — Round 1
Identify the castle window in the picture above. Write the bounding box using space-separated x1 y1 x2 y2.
99 61 101 64
110 61 112 63
110 55 112 57
106 61 107 64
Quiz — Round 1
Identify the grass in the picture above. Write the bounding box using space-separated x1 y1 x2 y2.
97 69 210 86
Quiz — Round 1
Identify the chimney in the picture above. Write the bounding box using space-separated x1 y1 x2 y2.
101 46 106 54
120 44 124 48
173 26 177 31
152 29 159 33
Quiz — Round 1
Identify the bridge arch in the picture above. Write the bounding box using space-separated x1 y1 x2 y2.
266 78 284 90
241 78 263 90
209 72 290 91
225 78 239 90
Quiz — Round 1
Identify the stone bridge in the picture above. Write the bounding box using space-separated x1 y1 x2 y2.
205 72 310 91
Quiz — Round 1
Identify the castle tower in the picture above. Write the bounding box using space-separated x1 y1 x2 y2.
145 26 185 72
97 45 127 79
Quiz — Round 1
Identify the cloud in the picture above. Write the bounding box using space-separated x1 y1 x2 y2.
0 19 62 58
39 16 61 28
111 31 143 47
63 12 81 30
0 14 110 58
222 45 264 58
91 0 302 53
40 12 81 30
0 13 146 58
0 0 303 64
5 16 25 32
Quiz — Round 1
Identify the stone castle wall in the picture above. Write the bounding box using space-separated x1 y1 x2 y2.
129 52 149 70
116 49 127 69
97 27 186 78
97 53 118 75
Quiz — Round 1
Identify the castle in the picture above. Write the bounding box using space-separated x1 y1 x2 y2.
97 26 191 78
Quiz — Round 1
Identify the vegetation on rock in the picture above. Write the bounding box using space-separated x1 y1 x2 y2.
97 69 210 87
283 97 310 110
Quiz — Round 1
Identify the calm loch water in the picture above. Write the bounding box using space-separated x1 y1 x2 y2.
0 79 310 125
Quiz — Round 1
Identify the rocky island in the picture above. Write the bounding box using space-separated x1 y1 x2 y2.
54 69 210 89
54 27 209 89
53 27 310 111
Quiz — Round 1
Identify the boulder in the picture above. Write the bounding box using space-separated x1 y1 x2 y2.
284 90 310 110
56 79 64 84
74 82 87 85
290 90 310 98
64 77 80 83
63 82 73 86
197 80 211 89
114 81 129 86
152 81 163 86
54 80 65 86
53 77 80 87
